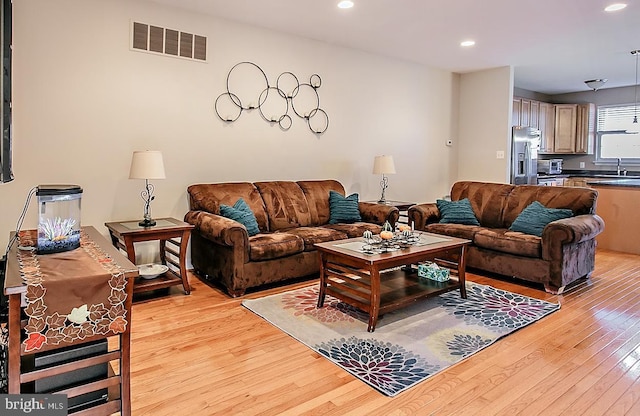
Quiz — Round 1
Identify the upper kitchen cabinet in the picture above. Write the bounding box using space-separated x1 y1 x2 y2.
552 103 595 154
512 98 521 126
554 104 578 153
529 101 540 129
538 102 555 153
576 103 595 154
521 99 531 127
512 98 542 129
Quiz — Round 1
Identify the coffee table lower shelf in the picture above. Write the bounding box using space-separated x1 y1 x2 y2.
323 267 462 319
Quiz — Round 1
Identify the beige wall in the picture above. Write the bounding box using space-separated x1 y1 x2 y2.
1 0 460 260
457 66 513 183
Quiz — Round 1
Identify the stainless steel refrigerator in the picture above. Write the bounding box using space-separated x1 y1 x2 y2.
511 126 541 185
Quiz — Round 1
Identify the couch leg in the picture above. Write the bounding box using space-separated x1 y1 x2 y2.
544 284 566 295
228 288 246 297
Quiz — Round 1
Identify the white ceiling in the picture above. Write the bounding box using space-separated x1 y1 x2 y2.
146 0 640 95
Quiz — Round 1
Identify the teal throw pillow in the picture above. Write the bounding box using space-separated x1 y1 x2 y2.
509 201 573 237
436 198 480 226
329 190 362 224
219 198 260 236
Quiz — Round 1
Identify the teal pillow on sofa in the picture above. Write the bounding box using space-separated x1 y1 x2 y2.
436 198 480 226
219 198 261 236
509 201 573 237
329 190 362 224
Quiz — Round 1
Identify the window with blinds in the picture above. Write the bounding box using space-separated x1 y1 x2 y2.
596 104 640 161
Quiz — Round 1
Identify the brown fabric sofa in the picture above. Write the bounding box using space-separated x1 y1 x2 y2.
408 181 605 294
185 180 399 296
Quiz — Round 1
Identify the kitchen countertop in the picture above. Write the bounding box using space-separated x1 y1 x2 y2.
586 179 640 188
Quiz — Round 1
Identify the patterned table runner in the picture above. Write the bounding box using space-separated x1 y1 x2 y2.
16 229 129 353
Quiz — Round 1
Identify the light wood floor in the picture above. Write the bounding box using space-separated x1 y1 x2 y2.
129 249 640 415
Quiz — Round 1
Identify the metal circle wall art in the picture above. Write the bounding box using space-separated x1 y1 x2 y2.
214 62 329 134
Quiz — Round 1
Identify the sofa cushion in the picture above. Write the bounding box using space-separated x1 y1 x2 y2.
436 198 480 226
323 223 382 238
278 227 348 251
329 190 362 224
298 180 346 226
248 232 304 261
473 228 541 258
255 181 312 231
219 198 261 236
509 201 573 237
425 223 483 241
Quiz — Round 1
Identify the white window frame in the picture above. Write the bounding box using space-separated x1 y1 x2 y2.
595 103 640 166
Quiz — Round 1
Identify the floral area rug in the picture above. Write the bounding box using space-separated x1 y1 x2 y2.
242 282 559 396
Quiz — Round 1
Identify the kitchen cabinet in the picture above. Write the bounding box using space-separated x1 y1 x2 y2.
521 99 531 127
554 104 578 153
512 98 521 126
551 103 595 154
530 100 540 129
513 97 535 127
564 177 589 187
513 98 594 155
576 103 595 154
538 102 555 153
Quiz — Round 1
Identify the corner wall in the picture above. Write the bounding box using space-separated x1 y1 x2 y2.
457 66 513 183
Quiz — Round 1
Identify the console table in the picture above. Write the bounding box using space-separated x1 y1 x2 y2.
105 217 194 295
3 226 137 415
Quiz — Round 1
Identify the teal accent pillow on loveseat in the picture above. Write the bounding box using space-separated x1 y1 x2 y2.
220 198 261 236
509 201 573 237
436 198 480 226
329 190 362 224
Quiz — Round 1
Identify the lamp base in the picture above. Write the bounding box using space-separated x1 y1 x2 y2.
377 199 387 204
139 218 157 227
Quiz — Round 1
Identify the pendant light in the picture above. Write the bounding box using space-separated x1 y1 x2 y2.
633 49 639 124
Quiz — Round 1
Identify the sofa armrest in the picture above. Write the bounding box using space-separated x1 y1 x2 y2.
542 214 605 259
184 210 250 258
358 202 400 226
407 203 440 230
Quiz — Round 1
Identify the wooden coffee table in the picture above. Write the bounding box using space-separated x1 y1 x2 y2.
315 233 470 332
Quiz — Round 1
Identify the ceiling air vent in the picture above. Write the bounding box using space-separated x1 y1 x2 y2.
131 21 206 62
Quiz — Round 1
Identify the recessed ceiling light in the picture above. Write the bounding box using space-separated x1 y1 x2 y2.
460 40 476 47
338 1 354 9
604 3 627 12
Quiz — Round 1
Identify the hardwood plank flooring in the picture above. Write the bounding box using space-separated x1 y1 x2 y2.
129 249 640 415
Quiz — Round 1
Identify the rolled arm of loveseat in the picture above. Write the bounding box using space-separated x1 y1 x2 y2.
358 202 399 226
407 203 440 230
542 214 605 259
184 210 250 253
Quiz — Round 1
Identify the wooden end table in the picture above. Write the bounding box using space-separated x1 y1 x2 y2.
365 200 416 224
105 217 194 295
315 232 469 332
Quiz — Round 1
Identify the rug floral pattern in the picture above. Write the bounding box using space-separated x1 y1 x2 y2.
243 282 559 396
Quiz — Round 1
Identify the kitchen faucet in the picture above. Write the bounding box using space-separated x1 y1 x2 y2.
617 158 627 176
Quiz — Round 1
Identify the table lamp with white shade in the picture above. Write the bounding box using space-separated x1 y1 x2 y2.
129 150 165 227
373 155 396 203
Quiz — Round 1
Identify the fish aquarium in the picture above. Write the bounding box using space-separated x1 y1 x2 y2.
36 185 83 254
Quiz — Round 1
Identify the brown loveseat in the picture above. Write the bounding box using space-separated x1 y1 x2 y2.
185 180 399 296
408 181 605 294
